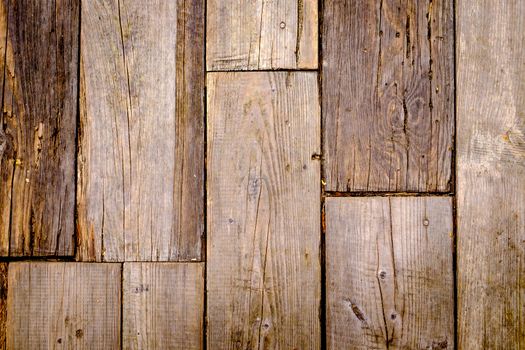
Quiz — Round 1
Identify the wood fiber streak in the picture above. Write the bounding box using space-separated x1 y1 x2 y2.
326 197 454 349
323 0 454 192
0 0 79 256
0 263 6 350
207 72 321 349
206 0 318 70
123 263 204 350
457 1 525 348
6 262 121 350
78 0 204 261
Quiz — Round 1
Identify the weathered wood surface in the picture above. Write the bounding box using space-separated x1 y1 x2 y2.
123 262 204 349
0 0 79 256
457 1 525 348
0 263 6 350
207 72 321 349
206 0 318 71
323 0 454 192
78 0 204 261
6 262 121 349
326 197 454 349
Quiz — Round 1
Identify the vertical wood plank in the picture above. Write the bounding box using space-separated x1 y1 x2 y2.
206 0 318 70
457 1 525 348
326 197 454 349
0 263 6 350
207 72 321 349
0 0 79 256
123 263 204 349
322 0 454 192
78 0 204 261
6 262 121 349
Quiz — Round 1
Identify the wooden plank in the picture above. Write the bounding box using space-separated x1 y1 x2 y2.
6 262 121 349
0 0 79 256
322 0 454 192
0 263 6 350
207 72 321 348
206 0 318 71
326 197 454 349
457 1 525 348
123 263 204 349
78 0 204 261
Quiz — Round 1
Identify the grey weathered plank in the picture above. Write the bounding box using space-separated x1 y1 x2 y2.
206 0 318 70
6 262 121 349
0 0 79 256
0 263 6 350
457 1 525 348
326 197 454 349
207 72 321 349
78 0 204 261
123 262 204 350
323 0 454 192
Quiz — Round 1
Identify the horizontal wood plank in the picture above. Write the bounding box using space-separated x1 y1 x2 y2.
207 72 321 349
123 262 204 350
326 197 454 349
0 0 79 256
323 0 454 192
6 262 121 349
78 0 204 261
206 0 318 70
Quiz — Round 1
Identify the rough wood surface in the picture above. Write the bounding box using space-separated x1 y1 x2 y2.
326 197 454 349
206 0 318 70
323 0 454 192
6 262 121 349
457 1 525 348
78 0 204 261
0 0 79 256
207 72 321 349
123 262 204 350
0 263 6 350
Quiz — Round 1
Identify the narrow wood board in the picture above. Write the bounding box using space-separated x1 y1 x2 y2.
326 197 454 349
0 263 6 350
206 0 318 70
6 262 121 349
207 72 321 349
457 1 525 347
323 0 454 192
78 0 204 261
123 263 204 349
0 0 79 256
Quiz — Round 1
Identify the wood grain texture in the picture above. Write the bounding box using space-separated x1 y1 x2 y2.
457 1 525 348
323 0 453 192
78 0 204 261
207 72 321 349
123 263 204 350
0 0 79 256
0 263 6 350
326 197 454 349
6 262 121 349
206 0 318 70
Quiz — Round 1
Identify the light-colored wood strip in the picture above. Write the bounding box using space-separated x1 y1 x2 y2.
326 197 454 349
323 0 454 192
6 262 121 349
123 262 204 350
207 72 321 349
0 263 6 350
0 0 79 256
78 0 204 261
457 0 525 347
206 0 318 70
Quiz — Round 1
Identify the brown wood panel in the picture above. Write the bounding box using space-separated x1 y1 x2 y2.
0 263 6 350
457 1 525 348
0 0 79 256
326 197 454 349
6 262 121 349
323 0 454 192
123 262 204 349
78 0 204 261
207 72 321 349
206 0 318 71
